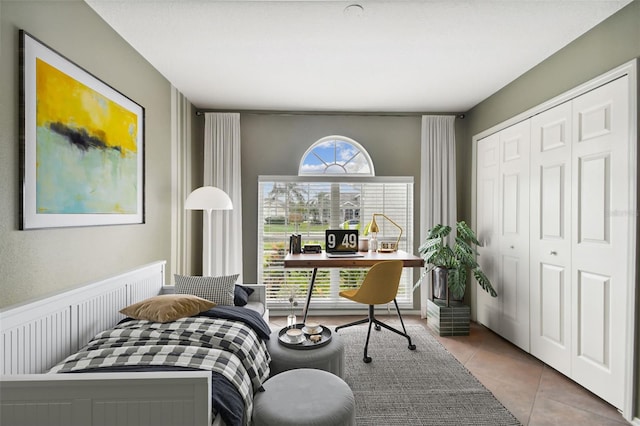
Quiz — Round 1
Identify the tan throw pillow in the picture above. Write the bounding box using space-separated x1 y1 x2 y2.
120 294 216 323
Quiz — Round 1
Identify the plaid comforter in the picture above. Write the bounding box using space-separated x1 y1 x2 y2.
49 316 271 425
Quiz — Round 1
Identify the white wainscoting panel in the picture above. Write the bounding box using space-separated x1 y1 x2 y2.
0 371 210 426
0 261 166 375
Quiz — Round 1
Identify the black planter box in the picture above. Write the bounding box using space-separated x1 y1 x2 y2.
426 299 470 336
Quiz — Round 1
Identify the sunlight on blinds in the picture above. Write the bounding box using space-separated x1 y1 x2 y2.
258 176 414 311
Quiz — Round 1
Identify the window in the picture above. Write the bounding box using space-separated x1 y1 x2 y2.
258 136 414 312
299 136 374 176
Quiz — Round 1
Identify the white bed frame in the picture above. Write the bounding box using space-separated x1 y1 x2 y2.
0 261 268 426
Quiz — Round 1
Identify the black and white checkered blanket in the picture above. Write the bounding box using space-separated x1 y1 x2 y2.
49 316 271 424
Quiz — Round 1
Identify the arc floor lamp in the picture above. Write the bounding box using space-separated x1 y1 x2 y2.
185 186 233 276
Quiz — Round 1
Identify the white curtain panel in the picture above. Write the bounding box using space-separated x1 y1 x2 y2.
203 113 243 280
170 87 193 277
420 115 457 317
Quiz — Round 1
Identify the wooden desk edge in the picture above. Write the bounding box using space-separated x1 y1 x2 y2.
283 250 424 268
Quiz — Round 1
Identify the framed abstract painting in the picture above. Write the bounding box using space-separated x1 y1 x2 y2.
20 31 145 229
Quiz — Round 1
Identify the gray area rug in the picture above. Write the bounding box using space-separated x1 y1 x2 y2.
336 324 521 425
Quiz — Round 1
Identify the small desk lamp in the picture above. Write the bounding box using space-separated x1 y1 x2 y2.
185 186 233 276
368 213 403 252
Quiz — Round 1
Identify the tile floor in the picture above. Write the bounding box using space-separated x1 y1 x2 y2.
270 314 629 426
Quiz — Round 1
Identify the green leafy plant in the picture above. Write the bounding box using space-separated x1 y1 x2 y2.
418 221 497 299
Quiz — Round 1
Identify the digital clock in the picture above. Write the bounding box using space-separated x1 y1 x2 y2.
325 229 359 253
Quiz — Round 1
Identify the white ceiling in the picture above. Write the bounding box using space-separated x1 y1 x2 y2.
84 0 633 113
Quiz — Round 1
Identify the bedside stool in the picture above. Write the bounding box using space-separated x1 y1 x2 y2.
266 329 345 378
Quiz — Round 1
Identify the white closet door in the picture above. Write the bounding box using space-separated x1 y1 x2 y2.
476 122 531 351
530 102 573 375
497 120 531 351
571 76 629 408
476 133 500 328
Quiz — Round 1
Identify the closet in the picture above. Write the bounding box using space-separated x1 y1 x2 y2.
474 61 636 413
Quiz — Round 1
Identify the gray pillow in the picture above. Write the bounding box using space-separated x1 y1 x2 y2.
174 274 240 306
234 285 255 306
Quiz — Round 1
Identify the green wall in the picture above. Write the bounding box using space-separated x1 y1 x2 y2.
0 0 173 308
190 112 466 311
235 113 424 286
465 0 640 418
224 113 456 309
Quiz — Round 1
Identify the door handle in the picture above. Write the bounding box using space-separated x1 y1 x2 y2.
550 251 557 255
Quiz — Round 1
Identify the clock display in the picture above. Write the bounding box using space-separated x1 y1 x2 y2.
325 229 359 252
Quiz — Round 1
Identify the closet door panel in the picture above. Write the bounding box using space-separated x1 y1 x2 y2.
578 155 609 242
571 76 628 408
502 174 519 233
476 134 501 328
577 271 609 366
541 165 563 237
540 264 565 344
530 102 572 375
501 255 520 321
497 120 530 351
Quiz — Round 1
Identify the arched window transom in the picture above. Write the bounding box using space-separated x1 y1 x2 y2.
299 136 374 176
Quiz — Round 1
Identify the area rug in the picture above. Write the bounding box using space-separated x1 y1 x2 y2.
336 324 521 425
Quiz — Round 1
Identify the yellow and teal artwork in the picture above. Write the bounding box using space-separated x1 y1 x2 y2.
21 31 144 229
36 59 138 214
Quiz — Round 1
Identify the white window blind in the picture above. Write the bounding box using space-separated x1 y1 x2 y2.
258 175 414 311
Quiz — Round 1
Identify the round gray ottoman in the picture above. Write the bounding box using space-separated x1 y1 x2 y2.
267 329 345 378
252 368 356 426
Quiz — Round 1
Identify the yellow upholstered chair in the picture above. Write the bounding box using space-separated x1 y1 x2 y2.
334 260 416 363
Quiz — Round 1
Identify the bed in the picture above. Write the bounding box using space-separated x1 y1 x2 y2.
0 261 271 426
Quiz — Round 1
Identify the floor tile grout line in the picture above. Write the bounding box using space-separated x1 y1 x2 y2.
525 362 546 425
533 365 630 425
533 392 629 425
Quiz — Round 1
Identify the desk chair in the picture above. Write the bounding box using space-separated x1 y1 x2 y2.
334 260 416 363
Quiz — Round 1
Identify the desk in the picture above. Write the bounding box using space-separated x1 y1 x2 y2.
284 250 424 323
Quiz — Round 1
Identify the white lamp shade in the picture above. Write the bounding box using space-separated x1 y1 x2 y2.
185 186 233 211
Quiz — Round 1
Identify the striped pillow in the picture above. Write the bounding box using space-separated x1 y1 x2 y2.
174 274 240 306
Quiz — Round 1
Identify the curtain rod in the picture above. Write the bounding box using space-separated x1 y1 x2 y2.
195 109 465 119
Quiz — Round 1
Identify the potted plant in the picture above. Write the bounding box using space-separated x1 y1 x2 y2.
418 221 497 305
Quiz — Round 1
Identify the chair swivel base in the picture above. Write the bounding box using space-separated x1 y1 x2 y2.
335 302 416 363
